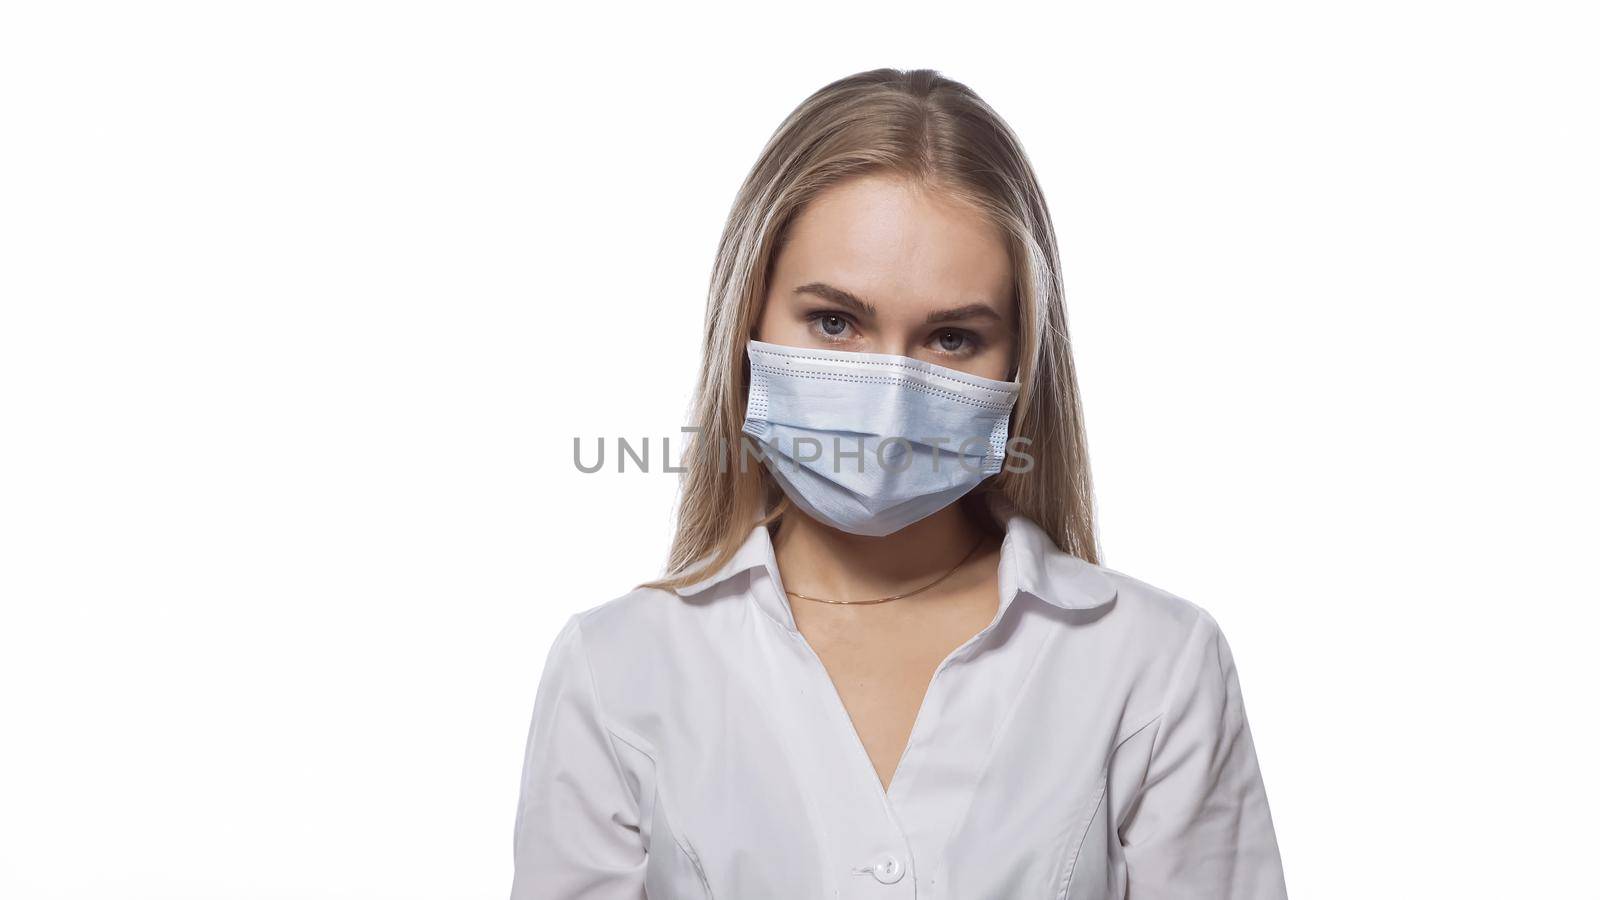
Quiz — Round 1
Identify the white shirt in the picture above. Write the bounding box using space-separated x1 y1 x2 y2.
511 495 1288 899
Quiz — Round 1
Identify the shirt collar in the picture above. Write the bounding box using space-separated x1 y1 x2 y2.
671 492 1117 632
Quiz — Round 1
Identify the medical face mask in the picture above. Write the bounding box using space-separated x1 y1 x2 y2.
741 339 1021 537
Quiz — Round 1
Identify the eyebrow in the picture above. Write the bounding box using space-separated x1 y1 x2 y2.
793 282 876 318
793 282 1003 325
923 302 1003 325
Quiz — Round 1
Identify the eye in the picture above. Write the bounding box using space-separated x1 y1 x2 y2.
806 311 857 343
931 328 979 355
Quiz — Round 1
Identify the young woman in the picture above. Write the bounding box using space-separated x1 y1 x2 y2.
512 68 1288 899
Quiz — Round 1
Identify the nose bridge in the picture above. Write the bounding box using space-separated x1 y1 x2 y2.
872 300 926 358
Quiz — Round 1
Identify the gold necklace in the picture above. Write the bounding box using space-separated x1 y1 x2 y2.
785 534 990 605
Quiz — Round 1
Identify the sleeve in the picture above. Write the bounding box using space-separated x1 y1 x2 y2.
510 613 647 899
1119 609 1289 900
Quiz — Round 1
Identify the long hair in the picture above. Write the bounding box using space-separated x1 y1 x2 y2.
642 67 1099 592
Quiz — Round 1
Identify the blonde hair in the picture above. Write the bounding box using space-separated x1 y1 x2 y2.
642 67 1099 592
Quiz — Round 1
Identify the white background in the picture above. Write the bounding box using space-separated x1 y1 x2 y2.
2 1 1596 897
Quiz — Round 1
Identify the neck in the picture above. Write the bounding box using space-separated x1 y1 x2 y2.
771 497 994 603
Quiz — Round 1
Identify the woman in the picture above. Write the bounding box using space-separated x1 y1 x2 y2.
512 68 1288 899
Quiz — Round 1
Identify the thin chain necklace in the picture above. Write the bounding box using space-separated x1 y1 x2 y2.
785 533 990 605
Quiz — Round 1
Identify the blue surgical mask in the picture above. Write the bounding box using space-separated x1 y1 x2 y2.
741 338 1020 536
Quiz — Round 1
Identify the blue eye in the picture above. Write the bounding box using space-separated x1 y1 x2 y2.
935 329 970 353
807 311 855 341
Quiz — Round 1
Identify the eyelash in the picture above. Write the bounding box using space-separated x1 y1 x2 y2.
803 311 983 357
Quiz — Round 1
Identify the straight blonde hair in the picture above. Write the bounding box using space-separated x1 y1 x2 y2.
643 67 1099 592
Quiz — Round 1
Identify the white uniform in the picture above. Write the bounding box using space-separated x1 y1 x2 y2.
511 494 1288 899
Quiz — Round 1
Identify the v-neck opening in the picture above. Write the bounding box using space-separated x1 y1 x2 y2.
763 558 1015 811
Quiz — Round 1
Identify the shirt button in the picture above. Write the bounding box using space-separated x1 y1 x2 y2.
871 853 905 884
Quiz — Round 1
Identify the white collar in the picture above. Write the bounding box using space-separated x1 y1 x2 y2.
671 492 1117 632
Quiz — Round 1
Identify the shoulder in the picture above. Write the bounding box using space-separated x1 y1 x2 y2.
1095 562 1222 640
1058 561 1234 703
562 581 685 644
556 578 737 677
535 579 754 747
569 581 678 627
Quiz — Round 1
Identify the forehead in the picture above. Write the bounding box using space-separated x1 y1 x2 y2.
774 175 1013 315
